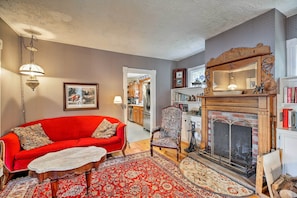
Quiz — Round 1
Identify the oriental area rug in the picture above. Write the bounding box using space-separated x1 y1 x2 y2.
0 151 253 198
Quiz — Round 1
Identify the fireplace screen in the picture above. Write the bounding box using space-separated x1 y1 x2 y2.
213 120 252 168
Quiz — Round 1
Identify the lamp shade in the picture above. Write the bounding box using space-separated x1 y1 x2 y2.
113 96 123 104
19 63 45 76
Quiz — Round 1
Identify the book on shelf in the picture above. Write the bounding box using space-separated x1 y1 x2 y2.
174 92 191 102
282 108 296 128
294 87 297 103
283 86 297 103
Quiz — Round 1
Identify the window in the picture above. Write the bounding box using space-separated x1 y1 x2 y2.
287 38 297 77
187 65 205 88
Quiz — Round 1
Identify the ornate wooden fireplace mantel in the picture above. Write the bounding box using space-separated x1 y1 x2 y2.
200 43 277 192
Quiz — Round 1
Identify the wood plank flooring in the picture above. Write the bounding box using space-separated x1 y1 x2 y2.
112 139 259 198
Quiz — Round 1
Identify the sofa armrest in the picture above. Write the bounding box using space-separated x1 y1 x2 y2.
0 132 21 172
115 122 126 139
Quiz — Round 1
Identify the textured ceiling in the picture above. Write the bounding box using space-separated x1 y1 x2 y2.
0 0 297 61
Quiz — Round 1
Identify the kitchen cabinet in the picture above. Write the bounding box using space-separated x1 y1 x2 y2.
132 106 143 126
139 107 143 126
128 81 140 98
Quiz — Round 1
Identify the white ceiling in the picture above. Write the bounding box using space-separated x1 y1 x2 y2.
1 0 297 61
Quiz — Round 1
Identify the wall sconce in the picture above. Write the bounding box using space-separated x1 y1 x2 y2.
227 72 237 90
113 96 126 109
19 35 45 91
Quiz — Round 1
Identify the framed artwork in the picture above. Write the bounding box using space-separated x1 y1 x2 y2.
173 68 187 88
246 78 256 89
63 82 99 111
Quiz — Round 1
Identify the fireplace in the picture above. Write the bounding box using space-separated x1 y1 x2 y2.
199 44 277 192
199 111 258 176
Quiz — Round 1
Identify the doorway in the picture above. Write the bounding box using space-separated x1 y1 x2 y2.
123 67 156 134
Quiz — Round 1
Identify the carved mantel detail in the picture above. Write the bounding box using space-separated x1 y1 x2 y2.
207 43 271 68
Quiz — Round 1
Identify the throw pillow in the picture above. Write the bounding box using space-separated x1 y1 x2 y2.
92 119 119 138
12 123 53 150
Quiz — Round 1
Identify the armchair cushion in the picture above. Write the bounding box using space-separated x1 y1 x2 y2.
12 123 53 150
151 137 178 148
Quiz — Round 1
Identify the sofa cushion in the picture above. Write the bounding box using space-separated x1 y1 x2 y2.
12 123 53 150
92 119 118 138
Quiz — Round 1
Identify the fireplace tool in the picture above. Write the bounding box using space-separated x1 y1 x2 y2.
185 121 200 153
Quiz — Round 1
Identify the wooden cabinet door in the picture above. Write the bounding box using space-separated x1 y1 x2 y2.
133 107 138 123
133 82 139 97
139 107 143 126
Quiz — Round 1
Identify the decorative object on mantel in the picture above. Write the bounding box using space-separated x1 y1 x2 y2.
19 34 45 91
253 82 265 94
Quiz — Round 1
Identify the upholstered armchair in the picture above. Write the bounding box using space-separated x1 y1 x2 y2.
150 106 182 161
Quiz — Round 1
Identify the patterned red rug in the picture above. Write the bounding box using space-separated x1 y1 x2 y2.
1 152 226 198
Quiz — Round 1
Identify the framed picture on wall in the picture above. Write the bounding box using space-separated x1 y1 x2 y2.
173 68 187 88
63 82 99 111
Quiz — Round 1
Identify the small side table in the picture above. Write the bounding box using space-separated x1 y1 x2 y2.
28 146 106 197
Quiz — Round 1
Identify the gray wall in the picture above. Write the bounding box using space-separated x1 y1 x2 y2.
178 9 288 79
0 19 23 135
176 51 205 69
0 18 175 135
205 9 284 74
287 14 297 39
206 9 287 79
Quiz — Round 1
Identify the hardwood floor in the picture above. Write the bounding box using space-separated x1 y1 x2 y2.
112 138 189 163
112 139 260 198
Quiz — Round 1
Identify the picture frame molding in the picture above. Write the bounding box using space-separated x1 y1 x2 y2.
172 68 187 88
63 82 99 111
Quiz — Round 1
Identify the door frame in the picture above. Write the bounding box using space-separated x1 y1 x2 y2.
123 67 156 132
0 39 2 135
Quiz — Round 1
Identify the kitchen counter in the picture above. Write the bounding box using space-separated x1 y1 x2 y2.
128 105 144 126
128 104 144 107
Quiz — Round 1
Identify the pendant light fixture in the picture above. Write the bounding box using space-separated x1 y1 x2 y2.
19 35 45 91
227 72 237 90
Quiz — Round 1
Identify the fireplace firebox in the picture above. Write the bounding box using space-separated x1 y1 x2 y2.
199 111 257 176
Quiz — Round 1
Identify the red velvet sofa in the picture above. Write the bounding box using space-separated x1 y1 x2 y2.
0 115 126 185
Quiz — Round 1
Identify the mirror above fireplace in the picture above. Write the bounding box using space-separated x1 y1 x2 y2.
212 61 257 93
204 43 276 96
